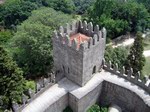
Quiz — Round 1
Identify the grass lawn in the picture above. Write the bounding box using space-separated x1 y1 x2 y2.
143 38 150 50
142 56 150 76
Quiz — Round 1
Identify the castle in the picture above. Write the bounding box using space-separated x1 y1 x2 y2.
12 21 150 112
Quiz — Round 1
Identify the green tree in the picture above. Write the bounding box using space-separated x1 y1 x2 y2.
88 0 150 39
0 30 12 45
73 0 96 14
136 0 150 13
0 0 38 28
87 104 108 112
112 2 150 32
43 0 75 14
105 46 128 69
125 32 145 75
9 8 73 78
99 15 129 39
0 46 25 110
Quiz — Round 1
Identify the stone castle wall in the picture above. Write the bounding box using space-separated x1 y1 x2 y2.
100 81 150 112
15 67 150 112
45 93 68 112
53 35 84 86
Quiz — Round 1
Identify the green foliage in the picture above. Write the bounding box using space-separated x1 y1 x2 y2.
63 106 73 112
0 30 12 45
88 0 150 39
25 80 35 91
73 0 96 14
87 105 108 112
136 0 150 13
99 15 129 38
125 32 145 75
111 2 150 32
0 0 38 28
9 8 73 78
142 57 150 77
0 109 3 112
26 0 95 14
0 46 25 109
105 46 128 69
43 0 75 14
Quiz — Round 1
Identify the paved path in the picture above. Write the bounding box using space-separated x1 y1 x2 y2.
112 38 150 57
144 50 150 57
22 70 150 112
112 38 134 48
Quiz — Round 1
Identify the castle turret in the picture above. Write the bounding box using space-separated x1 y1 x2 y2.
52 20 106 86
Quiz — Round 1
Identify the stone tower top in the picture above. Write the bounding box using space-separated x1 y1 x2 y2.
53 20 106 51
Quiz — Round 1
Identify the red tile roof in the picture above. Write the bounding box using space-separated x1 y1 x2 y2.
70 33 90 48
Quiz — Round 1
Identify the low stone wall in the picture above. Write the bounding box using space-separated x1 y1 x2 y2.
45 93 68 112
99 81 150 112
78 84 102 112
68 73 104 112
19 70 150 112
69 82 102 112
102 60 150 94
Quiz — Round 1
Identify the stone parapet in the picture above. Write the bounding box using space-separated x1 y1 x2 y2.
102 59 150 94
12 73 56 112
53 20 106 51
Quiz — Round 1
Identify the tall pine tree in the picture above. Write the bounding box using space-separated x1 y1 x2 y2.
0 46 25 109
125 32 145 75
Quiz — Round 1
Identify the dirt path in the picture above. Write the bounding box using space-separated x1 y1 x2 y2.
143 50 150 57
112 37 150 57
112 38 134 48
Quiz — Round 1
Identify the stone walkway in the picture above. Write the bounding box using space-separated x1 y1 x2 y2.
22 70 150 112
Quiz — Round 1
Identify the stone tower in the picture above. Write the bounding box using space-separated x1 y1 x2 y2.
52 20 106 86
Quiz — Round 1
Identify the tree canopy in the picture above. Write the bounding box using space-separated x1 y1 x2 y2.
9 8 73 78
105 46 128 69
73 0 96 14
88 0 150 39
43 0 75 14
0 46 25 109
0 30 12 46
0 0 38 28
125 32 145 75
136 0 150 13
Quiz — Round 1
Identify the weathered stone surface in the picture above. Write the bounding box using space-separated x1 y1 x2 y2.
22 94 28 105
27 88 35 98
36 83 41 92
53 21 106 87
44 78 49 86
108 104 122 112
21 71 150 112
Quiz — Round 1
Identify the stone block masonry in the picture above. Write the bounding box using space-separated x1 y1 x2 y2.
53 20 106 86
21 70 150 112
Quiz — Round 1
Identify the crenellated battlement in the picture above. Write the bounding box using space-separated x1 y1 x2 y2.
102 59 150 94
53 20 106 51
11 73 56 112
